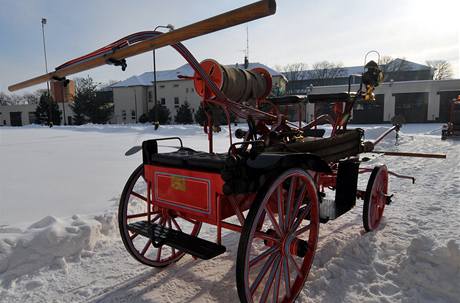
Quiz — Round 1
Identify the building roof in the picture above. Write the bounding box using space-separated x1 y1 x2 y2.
286 58 433 80
111 62 285 88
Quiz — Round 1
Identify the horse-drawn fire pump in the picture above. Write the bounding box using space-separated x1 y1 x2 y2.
9 1 446 302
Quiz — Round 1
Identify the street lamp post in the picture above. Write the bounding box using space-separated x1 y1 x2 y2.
133 87 138 123
41 18 52 125
152 24 174 130
61 81 67 125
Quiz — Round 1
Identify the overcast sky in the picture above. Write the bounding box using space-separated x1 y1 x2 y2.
1 0 459 93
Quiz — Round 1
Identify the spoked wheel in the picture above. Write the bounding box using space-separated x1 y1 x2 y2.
363 165 388 232
118 164 202 267
237 168 320 303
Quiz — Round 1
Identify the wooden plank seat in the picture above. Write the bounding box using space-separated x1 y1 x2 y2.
146 147 227 172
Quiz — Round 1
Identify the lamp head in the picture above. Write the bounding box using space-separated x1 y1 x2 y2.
362 60 383 87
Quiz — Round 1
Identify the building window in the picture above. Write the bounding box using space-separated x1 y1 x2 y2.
122 110 127 120
185 88 189 93
131 110 136 120
174 97 179 105
161 98 166 105
173 84 179 88
148 91 153 103
191 88 194 92
159 85 165 88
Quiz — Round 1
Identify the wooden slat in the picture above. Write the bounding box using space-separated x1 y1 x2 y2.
9 0 276 92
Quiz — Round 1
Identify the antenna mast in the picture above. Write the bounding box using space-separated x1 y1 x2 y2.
244 24 249 68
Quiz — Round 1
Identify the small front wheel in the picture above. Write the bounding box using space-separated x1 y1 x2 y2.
118 164 202 267
236 168 320 303
363 165 388 232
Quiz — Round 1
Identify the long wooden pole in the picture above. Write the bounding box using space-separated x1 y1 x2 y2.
9 0 276 92
372 151 446 159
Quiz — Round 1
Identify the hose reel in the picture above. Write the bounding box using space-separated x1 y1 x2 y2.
194 59 272 102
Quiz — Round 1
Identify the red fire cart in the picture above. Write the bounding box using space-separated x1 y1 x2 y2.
116 42 408 302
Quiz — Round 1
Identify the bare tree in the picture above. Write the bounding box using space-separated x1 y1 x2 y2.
379 55 393 66
23 91 42 105
0 92 11 106
0 90 44 106
277 63 308 81
426 60 453 80
7 94 23 105
307 61 345 85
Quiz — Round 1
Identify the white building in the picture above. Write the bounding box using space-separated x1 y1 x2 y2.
307 79 460 123
111 62 287 124
0 103 73 126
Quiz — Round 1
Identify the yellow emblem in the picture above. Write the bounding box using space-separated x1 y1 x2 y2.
171 176 186 191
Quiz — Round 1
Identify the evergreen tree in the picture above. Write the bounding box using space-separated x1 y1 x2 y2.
89 92 113 123
174 101 194 124
35 91 62 125
72 76 113 124
71 93 88 125
194 103 235 126
147 104 171 124
194 104 207 126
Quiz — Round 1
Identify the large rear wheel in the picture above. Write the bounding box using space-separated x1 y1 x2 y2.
236 168 320 303
118 164 201 267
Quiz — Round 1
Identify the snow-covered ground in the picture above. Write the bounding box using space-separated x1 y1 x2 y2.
0 123 459 303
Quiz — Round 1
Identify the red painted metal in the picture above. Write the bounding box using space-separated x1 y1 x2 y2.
144 164 224 224
193 59 224 98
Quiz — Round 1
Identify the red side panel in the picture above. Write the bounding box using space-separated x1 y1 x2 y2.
144 165 224 224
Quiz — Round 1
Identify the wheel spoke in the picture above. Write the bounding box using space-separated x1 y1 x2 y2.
285 176 297 231
171 217 183 232
131 191 147 202
254 231 281 244
264 206 283 237
250 252 278 295
249 246 278 268
130 232 139 240
181 216 198 225
151 214 161 223
290 203 312 234
272 255 283 303
290 183 307 228
167 218 172 229
293 223 311 237
288 253 303 277
126 212 149 219
282 256 291 298
277 186 286 233
140 239 152 256
156 245 163 261
259 254 281 302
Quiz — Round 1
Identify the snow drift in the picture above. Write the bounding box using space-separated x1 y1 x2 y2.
0 212 117 288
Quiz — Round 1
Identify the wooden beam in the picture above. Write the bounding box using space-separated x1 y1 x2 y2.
9 0 276 92
372 151 446 159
